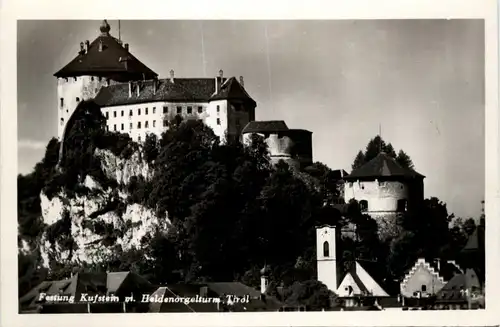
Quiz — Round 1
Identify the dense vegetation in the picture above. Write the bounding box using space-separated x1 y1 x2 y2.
17 101 480 309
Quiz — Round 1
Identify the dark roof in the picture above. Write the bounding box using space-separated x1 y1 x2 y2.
210 77 256 105
54 21 157 81
345 152 424 180
241 120 289 134
461 225 485 253
94 78 229 107
206 282 262 298
435 269 481 303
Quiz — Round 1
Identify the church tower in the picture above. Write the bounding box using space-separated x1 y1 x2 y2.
316 225 339 292
53 19 158 138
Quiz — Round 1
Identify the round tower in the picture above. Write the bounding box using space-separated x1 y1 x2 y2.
53 19 158 138
343 152 425 238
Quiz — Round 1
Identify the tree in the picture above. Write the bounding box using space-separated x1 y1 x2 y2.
351 135 414 171
283 280 337 311
396 150 414 170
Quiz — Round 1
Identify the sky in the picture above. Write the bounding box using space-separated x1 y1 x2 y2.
17 19 485 219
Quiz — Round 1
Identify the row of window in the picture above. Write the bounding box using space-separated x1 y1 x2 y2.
105 105 213 119
107 118 222 132
347 181 404 190
357 199 408 212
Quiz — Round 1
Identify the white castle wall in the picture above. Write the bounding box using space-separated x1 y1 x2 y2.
57 76 110 138
344 179 409 213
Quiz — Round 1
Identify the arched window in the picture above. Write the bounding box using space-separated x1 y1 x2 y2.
421 285 427 292
359 200 368 212
397 199 407 212
323 241 330 257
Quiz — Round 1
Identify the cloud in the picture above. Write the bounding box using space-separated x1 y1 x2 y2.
18 139 47 151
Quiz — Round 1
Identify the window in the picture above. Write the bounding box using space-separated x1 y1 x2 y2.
359 200 368 212
217 118 221 125
113 111 117 118
145 107 148 115
105 112 109 119
138 136 141 142
106 125 109 131
198 106 203 113
121 123 124 131
187 106 192 114
397 199 407 212
177 106 182 114
153 107 156 114
60 98 64 107
129 122 133 129
121 110 124 117
145 121 149 128
323 241 330 257
60 118 64 125
138 108 141 115
216 105 220 113
163 120 168 127
129 109 133 116
113 124 117 131
76 97 80 102
137 122 141 129
421 285 427 292
153 120 156 127
163 106 168 114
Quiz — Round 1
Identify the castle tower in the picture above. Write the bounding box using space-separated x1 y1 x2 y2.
53 19 158 138
316 225 339 292
343 152 425 238
207 71 256 143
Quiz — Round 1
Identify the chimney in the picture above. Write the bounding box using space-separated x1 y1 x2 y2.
239 76 244 87
128 81 132 98
85 40 90 52
219 69 223 78
79 42 85 54
316 225 338 292
170 69 175 83
434 258 441 271
124 43 129 51
215 69 223 94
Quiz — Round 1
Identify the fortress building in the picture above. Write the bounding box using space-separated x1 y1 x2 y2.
343 152 425 232
54 20 256 143
241 120 313 169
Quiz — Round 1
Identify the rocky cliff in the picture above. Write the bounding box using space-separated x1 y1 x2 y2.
37 147 169 268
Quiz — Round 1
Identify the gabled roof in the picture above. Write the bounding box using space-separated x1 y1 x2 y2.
345 152 424 180
435 269 481 303
210 77 256 106
461 225 485 253
54 20 157 81
241 120 289 134
336 261 389 297
93 78 225 107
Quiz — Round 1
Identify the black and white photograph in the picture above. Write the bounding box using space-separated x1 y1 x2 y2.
1 0 499 326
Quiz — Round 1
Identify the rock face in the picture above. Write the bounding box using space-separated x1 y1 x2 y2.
38 148 169 268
